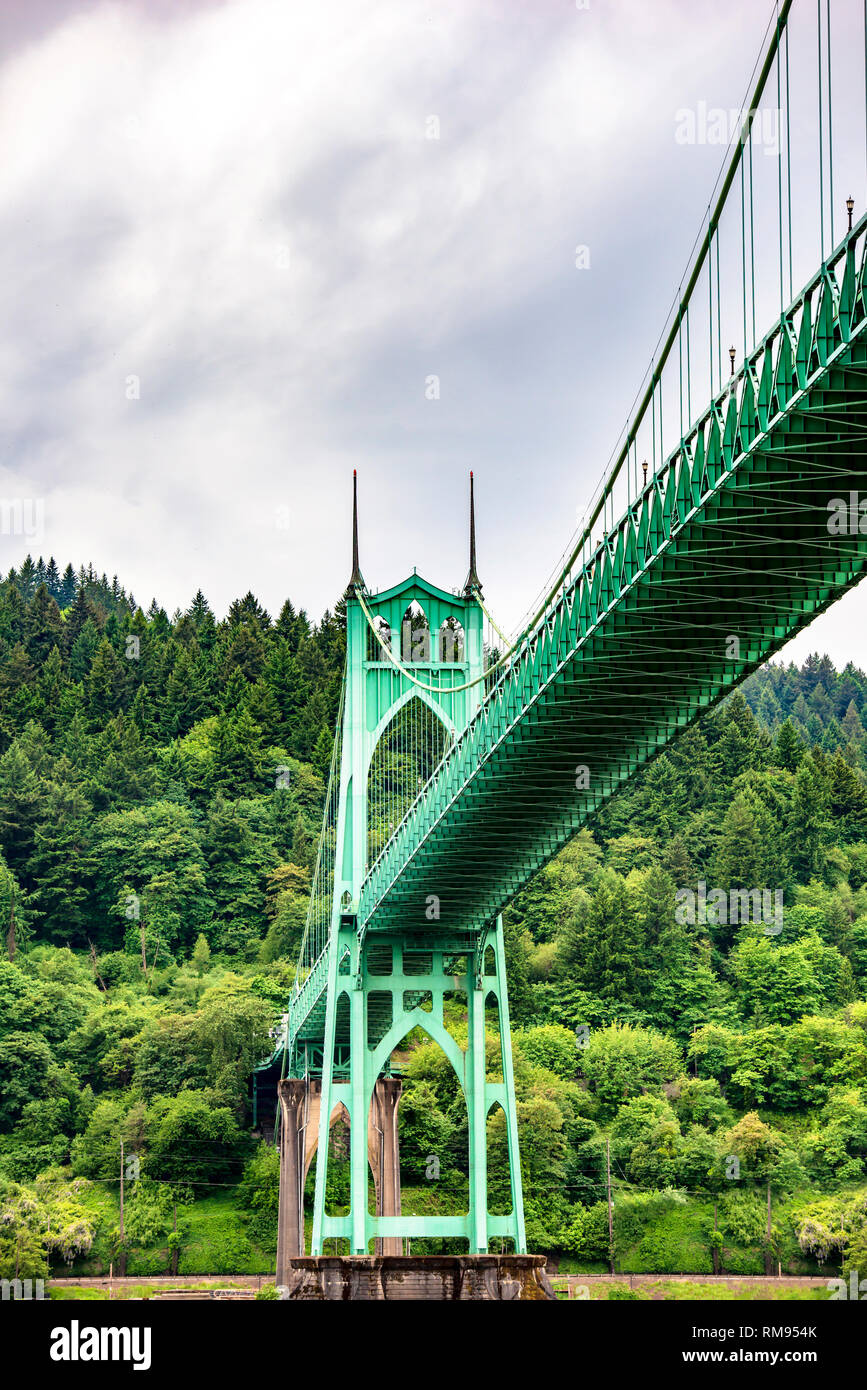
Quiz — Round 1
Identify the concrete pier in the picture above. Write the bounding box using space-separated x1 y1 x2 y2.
367 1078 402 1256
277 1255 556 1300
276 1076 403 1275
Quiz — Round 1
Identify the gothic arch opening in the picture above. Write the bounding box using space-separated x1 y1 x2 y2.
487 1101 514 1243
366 696 452 863
442 953 468 1042
378 1035 470 1253
318 1103 351 1252
367 613 392 661
439 617 465 663
485 989 501 1078
401 601 430 663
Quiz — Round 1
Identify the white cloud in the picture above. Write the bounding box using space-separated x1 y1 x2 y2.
0 0 865 678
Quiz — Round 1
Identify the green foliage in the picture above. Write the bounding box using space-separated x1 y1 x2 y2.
802 1087 867 1182
237 1142 280 1246
689 1017 867 1110
398 1080 458 1184
122 1179 173 1249
0 1173 97 1277
730 933 854 1024
512 1024 577 1079
580 1024 682 1114
6 565 867 1273
144 1091 248 1185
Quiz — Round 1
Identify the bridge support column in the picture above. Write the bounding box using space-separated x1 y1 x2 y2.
276 1079 307 1280
310 927 345 1257
494 914 526 1254
349 980 368 1254
468 968 488 1254
368 1077 402 1254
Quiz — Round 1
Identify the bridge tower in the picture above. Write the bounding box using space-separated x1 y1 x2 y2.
277 474 526 1262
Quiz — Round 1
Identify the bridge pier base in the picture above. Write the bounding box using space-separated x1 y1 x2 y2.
277 1255 555 1300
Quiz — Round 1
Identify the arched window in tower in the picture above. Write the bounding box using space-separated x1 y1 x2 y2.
367 614 391 662
366 697 452 864
401 601 430 663
438 617 465 663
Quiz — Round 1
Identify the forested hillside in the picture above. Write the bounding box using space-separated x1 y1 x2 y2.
2 556 867 1279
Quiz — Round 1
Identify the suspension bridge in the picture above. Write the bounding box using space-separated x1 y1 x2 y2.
272 0 867 1280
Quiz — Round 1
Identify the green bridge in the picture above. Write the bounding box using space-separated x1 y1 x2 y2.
273 0 867 1266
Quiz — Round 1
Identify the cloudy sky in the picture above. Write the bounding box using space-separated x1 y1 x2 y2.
0 0 865 668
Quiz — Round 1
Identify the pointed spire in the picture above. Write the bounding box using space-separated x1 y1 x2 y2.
348 470 364 591
463 471 482 597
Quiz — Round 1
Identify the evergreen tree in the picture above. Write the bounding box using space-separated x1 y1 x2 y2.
774 718 805 771
788 759 828 881
25 585 64 666
557 870 651 1005
86 638 126 725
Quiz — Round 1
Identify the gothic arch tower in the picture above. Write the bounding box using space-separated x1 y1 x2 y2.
277 474 526 1263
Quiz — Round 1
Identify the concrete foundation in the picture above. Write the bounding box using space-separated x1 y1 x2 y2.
276 1077 403 1277
367 1078 402 1256
277 1255 556 1301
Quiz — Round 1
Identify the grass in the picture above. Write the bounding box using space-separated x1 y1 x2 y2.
60 1186 276 1279
552 1278 830 1302
49 1279 255 1301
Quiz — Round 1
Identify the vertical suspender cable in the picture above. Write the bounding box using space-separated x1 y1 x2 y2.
686 302 691 426
826 0 834 248
749 119 756 346
818 0 825 258
530 0 794 634
741 157 748 358
777 0 784 315
678 305 683 437
785 19 793 299
659 376 664 463
708 221 714 396
716 231 722 385
651 364 657 470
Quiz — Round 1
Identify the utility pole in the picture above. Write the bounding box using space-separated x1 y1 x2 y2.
606 1138 614 1275
118 1137 128 1277
765 1180 773 1276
